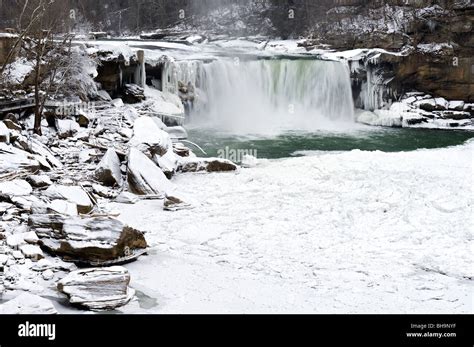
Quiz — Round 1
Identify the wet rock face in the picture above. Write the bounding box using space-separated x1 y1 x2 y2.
57 266 134 311
29 214 148 265
303 2 474 102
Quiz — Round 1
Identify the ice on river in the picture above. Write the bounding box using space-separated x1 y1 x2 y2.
111 140 473 313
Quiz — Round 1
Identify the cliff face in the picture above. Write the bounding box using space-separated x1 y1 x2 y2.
302 0 473 101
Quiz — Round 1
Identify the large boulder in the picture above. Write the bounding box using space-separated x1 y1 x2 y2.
29 214 148 265
0 143 41 173
130 116 173 153
94 148 123 187
43 185 93 214
57 266 134 311
55 119 80 139
0 179 32 199
127 148 172 196
28 138 63 169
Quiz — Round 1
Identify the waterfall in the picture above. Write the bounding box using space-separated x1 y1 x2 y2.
163 58 355 134
195 59 354 134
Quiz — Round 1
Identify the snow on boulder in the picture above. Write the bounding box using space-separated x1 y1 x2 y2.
0 293 58 314
20 244 44 261
29 214 147 265
44 185 93 214
47 199 78 216
94 148 123 187
0 121 10 143
55 119 81 139
57 266 134 311
153 150 179 179
179 157 238 173
414 98 437 111
0 143 41 172
29 138 63 169
130 116 173 152
356 109 403 127
27 175 53 188
434 97 448 110
127 148 173 196
448 100 465 111
0 179 33 198
144 87 185 117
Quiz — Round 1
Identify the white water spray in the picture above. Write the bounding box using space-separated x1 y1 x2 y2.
193 59 355 134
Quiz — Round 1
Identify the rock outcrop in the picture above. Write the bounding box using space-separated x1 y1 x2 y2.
300 1 474 102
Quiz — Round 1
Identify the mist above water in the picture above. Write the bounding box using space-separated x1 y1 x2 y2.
189 58 355 135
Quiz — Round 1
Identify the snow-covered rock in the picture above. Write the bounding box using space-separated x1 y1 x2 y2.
127 148 173 196
0 121 10 143
448 100 465 111
143 87 185 118
78 149 97 163
114 192 140 204
92 184 116 199
6 233 26 250
0 143 41 172
42 269 54 281
414 98 437 112
434 97 448 111
47 200 78 216
130 116 173 151
163 195 192 212
55 119 81 139
57 266 135 311
29 138 63 169
0 293 58 314
44 185 93 214
96 90 112 101
29 214 147 265
27 175 53 188
94 148 123 187
20 244 44 261
0 179 32 199
179 157 238 173
153 150 179 179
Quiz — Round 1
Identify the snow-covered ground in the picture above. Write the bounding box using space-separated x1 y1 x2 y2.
109 140 474 314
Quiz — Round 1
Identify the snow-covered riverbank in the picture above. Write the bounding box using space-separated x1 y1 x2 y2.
109 140 473 314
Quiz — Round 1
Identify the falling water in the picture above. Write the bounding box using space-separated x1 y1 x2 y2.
164 58 355 135
197 59 355 134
